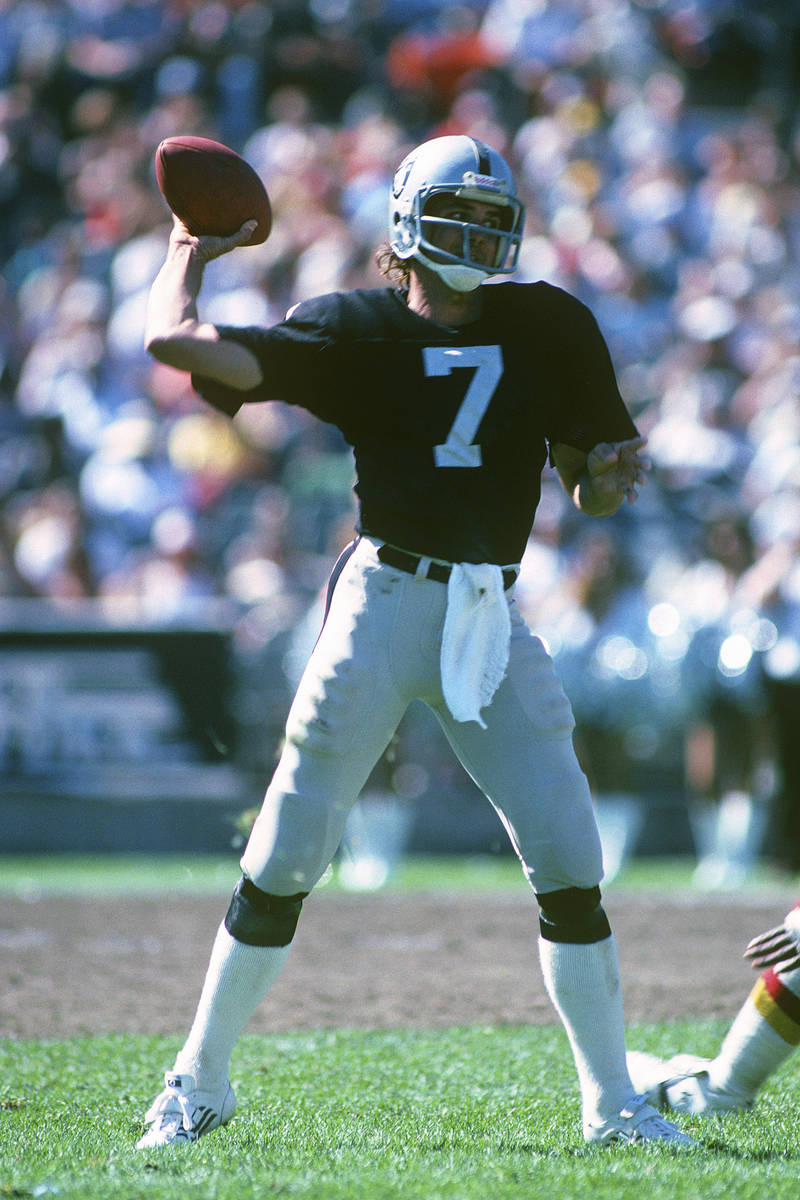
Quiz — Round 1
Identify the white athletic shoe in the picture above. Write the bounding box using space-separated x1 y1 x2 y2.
627 1051 753 1116
584 1094 696 1147
136 1072 237 1148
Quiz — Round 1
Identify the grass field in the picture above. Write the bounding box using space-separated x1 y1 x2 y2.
0 850 794 899
3 856 800 1200
3 1024 800 1200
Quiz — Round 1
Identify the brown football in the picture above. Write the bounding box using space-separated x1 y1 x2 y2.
155 135 271 246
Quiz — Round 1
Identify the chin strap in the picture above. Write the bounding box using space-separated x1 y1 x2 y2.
414 248 489 292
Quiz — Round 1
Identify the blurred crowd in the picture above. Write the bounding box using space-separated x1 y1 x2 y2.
1 0 799 870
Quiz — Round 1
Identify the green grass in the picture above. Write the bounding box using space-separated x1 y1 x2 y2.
2 1024 800 1200
1 851 797 899
3 854 800 1198
0 853 242 898
0 852 530 898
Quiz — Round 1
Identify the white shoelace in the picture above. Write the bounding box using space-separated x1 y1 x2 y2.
145 1081 195 1132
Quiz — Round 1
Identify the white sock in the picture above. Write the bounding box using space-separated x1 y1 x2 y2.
173 923 290 1088
538 934 634 1126
709 964 800 1100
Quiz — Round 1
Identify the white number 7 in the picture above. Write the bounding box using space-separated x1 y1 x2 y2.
424 344 503 468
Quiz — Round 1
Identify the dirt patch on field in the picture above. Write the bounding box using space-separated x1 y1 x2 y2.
2 888 797 1039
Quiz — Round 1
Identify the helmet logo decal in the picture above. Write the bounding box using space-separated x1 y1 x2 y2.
392 159 415 199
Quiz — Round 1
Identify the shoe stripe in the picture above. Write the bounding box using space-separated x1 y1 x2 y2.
191 1107 219 1136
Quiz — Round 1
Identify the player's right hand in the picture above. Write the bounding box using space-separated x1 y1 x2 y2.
168 215 259 264
744 923 800 973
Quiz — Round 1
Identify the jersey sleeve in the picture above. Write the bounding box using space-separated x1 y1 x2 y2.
545 295 638 453
190 298 345 422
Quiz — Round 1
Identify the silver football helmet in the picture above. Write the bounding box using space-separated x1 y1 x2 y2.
389 135 525 291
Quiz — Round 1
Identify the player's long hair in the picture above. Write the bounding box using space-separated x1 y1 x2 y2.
375 242 411 286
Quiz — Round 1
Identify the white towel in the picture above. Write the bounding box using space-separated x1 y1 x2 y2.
440 563 511 728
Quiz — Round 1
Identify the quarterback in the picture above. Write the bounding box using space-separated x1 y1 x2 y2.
137 135 690 1149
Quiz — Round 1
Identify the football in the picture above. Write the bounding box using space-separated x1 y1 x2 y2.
154 135 272 246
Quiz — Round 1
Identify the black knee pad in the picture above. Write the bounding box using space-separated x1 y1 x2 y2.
224 877 308 947
536 884 611 944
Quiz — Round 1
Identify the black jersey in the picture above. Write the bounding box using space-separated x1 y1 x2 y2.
193 282 637 564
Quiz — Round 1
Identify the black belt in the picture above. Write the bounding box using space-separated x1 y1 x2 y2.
377 544 518 591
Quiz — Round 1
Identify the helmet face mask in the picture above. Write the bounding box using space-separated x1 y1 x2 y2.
390 136 525 291
418 186 522 271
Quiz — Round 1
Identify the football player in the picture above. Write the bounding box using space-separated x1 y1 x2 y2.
628 902 800 1114
137 135 689 1149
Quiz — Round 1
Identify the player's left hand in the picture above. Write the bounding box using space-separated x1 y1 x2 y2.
586 436 651 506
744 923 800 973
